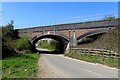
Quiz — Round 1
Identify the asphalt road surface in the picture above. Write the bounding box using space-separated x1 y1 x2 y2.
39 54 118 78
36 48 51 51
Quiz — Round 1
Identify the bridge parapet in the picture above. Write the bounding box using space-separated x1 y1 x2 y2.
17 19 118 33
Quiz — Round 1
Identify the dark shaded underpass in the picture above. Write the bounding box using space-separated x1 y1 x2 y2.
78 33 104 45
32 34 69 54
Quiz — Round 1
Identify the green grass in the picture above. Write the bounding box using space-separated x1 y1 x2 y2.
0 60 2 80
78 28 118 52
66 51 118 68
2 53 39 78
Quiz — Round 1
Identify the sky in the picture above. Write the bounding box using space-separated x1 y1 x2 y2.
1 0 120 2
1 2 118 29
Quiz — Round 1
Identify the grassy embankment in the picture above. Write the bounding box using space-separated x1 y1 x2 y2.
66 28 118 68
2 53 39 78
78 28 118 52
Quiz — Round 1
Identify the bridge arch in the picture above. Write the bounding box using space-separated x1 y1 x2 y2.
32 34 70 54
77 28 111 41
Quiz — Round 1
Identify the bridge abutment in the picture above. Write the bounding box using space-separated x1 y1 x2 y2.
71 30 78 47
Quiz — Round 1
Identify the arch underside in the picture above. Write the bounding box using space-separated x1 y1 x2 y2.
77 28 111 40
32 34 69 54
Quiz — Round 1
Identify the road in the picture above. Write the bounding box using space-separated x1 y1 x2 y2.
38 54 118 78
36 48 51 51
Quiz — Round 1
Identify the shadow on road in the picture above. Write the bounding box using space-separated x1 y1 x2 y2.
38 50 63 55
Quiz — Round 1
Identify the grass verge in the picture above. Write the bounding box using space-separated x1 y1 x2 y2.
0 60 2 79
66 51 118 68
2 53 39 78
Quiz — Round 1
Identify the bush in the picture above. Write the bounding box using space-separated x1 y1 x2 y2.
15 38 33 52
21 50 33 54
2 21 19 59
2 21 36 59
2 43 16 59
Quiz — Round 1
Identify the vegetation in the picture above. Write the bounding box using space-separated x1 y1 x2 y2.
36 39 60 51
1 21 39 78
69 27 118 68
78 28 118 52
66 51 118 68
78 33 103 45
15 37 33 53
2 20 35 59
2 21 19 58
2 53 39 78
103 15 116 20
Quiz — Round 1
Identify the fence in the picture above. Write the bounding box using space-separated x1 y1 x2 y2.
70 48 120 59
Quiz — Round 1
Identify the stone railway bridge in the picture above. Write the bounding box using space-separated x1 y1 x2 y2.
17 19 118 53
